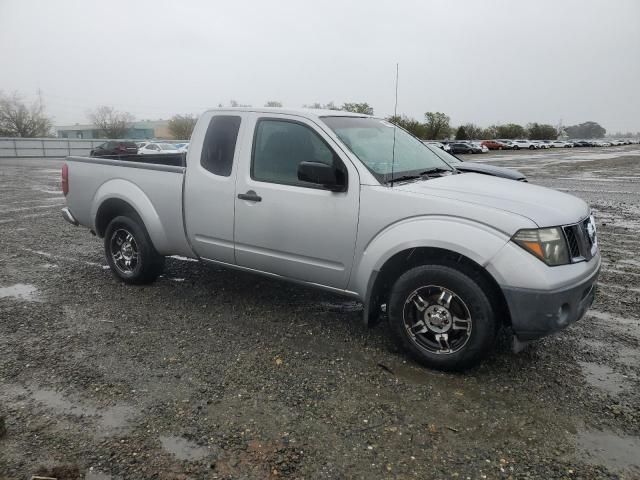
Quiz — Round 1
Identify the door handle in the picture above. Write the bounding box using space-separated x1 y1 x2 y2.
237 190 262 202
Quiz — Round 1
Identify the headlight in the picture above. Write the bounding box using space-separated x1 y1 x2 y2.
512 227 570 266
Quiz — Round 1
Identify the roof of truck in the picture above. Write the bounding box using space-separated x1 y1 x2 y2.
203 107 371 118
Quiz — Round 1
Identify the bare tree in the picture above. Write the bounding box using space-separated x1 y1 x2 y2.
342 102 373 115
303 101 341 110
0 91 52 137
89 106 134 138
168 114 197 140
229 100 251 107
264 101 283 107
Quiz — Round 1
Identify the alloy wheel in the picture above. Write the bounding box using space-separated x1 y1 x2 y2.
402 285 472 355
110 228 140 275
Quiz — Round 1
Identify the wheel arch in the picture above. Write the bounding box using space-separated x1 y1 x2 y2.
363 246 511 329
92 179 169 252
352 217 513 328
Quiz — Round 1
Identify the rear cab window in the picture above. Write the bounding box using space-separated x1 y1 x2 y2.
200 116 242 177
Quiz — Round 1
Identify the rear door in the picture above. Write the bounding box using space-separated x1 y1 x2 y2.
233 113 359 289
183 112 244 263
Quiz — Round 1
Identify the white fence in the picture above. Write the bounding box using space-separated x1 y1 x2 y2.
0 138 152 158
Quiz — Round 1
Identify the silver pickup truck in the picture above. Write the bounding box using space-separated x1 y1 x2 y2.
61 108 600 371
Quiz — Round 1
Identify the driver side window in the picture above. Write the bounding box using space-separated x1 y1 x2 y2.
251 119 343 187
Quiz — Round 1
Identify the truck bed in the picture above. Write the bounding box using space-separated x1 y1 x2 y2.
90 153 185 167
63 155 193 257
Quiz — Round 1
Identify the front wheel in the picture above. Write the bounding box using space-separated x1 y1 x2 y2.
529 145 536 150
387 264 497 371
104 214 164 284
513 145 519 150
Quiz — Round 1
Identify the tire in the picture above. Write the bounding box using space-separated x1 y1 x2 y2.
104 214 164 284
529 145 535 150
513 145 519 150
387 264 497 371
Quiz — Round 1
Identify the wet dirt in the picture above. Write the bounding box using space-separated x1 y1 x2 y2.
1 149 639 479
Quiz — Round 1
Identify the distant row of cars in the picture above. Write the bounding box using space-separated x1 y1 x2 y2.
423 138 636 154
89 141 190 157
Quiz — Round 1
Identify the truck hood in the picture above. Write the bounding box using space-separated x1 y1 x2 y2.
394 173 589 227
454 162 526 181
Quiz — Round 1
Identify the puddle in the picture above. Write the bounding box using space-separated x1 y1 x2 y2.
31 388 135 434
0 283 39 301
577 428 640 474
160 435 210 461
169 255 198 262
578 361 628 395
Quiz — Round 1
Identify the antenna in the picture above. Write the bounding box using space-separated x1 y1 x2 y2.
390 63 399 187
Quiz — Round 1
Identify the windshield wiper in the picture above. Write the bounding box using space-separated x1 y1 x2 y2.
384 174 422 184
418 167 454 176
385 168 455 185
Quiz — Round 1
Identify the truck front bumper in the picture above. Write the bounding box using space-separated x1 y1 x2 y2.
502 265 599 342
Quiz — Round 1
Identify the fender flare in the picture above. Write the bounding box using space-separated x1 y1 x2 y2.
349 216 511 325
91 178 170 253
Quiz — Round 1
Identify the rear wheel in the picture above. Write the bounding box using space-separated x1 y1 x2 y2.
529 145 536 150
513 145 519 150
387 264 497 371
104 214 164 284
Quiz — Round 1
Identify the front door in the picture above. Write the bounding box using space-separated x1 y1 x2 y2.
234 114 359 289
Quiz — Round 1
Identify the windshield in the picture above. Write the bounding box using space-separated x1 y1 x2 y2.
321 116 453 182
424 144 462 164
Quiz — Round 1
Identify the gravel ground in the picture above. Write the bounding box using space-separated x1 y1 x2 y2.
0 147 639 480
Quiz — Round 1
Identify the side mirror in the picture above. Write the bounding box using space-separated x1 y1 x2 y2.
297 161 344 191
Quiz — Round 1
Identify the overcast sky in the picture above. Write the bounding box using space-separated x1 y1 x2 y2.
1 0 639 132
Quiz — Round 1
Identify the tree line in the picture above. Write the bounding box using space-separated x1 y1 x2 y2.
0 91 627 141
388 114 608 141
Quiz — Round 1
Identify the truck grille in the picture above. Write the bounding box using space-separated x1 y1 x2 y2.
562 216 597 263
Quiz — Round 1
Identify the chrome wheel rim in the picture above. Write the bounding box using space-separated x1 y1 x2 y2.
402 285 472 355
110 228 139 275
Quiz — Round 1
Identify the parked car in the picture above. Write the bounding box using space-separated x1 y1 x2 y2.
531 141 549 149
138 142 181 154
470 141 489 153
493 140 515 149
174 143 190 152
572 140 594 147
425 144 527 181
422 141 451 152
449 142 483 154
480 140 507 150
61 108 599 371
90 141 139 157
511 140 537 150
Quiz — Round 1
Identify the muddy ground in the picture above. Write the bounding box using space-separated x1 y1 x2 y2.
0 146 639 479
